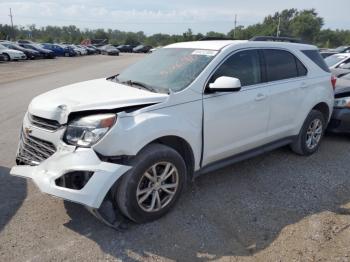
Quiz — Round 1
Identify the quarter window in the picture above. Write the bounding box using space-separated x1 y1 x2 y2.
263 49 304 81
210 50 262 87
296 58 308 76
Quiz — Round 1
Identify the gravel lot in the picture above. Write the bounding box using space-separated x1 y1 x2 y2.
1 55 350 262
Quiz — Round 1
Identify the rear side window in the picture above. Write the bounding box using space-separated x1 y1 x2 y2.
302 50 330 72
263 49 301 81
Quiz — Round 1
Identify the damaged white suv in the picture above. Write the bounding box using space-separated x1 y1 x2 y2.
11 40 334 226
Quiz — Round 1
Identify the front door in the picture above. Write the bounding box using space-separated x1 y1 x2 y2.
202 49 270 166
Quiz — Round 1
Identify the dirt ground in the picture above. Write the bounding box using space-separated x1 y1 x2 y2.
0 55 350 262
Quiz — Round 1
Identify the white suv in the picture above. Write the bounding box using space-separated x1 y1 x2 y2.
11 40 334 225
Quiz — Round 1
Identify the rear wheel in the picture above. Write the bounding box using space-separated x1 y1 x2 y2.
115 144 187 223
291 110 325 156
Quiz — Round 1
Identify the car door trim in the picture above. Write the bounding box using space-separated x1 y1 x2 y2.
195 136 296 177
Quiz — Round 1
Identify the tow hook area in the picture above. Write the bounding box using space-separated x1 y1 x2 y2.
85 198 129 230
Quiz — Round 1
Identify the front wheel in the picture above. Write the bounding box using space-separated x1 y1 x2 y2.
114 144 187 223
291 110 326 156
3 53 10 61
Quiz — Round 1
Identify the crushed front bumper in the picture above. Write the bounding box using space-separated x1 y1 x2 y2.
10 146 131 208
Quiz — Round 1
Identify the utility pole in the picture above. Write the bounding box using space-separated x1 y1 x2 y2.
276 16 281 37
234 14 237 39
9 8 15 41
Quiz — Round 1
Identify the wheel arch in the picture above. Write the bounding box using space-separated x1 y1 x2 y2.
2 52 10 60
312 102 330 123
142 135 196 181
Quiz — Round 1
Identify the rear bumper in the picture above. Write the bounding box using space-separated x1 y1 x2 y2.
327 108 350 134
10 147 131 208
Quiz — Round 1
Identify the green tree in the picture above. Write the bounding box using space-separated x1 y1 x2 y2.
290 9 324 43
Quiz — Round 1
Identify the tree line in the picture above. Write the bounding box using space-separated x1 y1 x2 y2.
0 8 349 48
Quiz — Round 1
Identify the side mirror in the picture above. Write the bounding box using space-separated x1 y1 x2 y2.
208 76 241 92
339 63 350 69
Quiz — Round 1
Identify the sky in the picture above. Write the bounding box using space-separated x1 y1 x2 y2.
0 0 349 35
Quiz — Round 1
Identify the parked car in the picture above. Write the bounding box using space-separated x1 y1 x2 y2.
0 41 41 59
19 43 55 59
69 45 87 56
325 53 350 69
327 73 350 134
0 44 26 61
11 40 334 227
68 45 83 56
332 46 350 53
133 45 152 53
320 51 338 58
331 66 350 78
78 45 96 55
100 45 120 56
17 40 34 44
41 43 76 57
87 45 100 54
116 45 133 53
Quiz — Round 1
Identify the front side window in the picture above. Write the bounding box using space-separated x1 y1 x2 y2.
210 50 262 87
263 49 300 82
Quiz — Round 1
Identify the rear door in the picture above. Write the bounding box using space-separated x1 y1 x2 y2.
262 49 308 140
202 49 270 165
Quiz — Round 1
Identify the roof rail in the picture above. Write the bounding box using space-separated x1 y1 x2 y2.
249 36 304 43
199 36 232 41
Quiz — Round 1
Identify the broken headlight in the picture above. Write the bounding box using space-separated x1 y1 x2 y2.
64 114 116 147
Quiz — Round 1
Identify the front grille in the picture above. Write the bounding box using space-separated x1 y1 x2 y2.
16 130 56 166
28 114 61 131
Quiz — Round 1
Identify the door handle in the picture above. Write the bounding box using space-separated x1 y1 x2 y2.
255 93 267 101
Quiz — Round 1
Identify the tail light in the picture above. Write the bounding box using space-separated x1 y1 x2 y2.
331 75 337 90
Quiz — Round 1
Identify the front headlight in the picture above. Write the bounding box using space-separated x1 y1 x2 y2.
334 97 350 108
64 114 116 147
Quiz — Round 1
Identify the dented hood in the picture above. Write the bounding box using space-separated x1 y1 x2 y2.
28 78 168 123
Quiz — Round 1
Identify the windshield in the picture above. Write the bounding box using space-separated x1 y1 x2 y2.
117 48 217 93
0 44 7 50
325 55 347 67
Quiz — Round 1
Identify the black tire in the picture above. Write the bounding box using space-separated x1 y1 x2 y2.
291 110 326 156
3 53 10 62
115 143 187 223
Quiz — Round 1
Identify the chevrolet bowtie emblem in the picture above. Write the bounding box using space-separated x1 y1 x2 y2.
24 127 32 136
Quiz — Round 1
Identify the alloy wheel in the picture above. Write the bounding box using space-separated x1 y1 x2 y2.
306 118 323 150
136 162 179 212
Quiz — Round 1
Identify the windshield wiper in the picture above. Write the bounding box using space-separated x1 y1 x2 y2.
108 75 159 93
107 74 120 82
122 80 158 93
